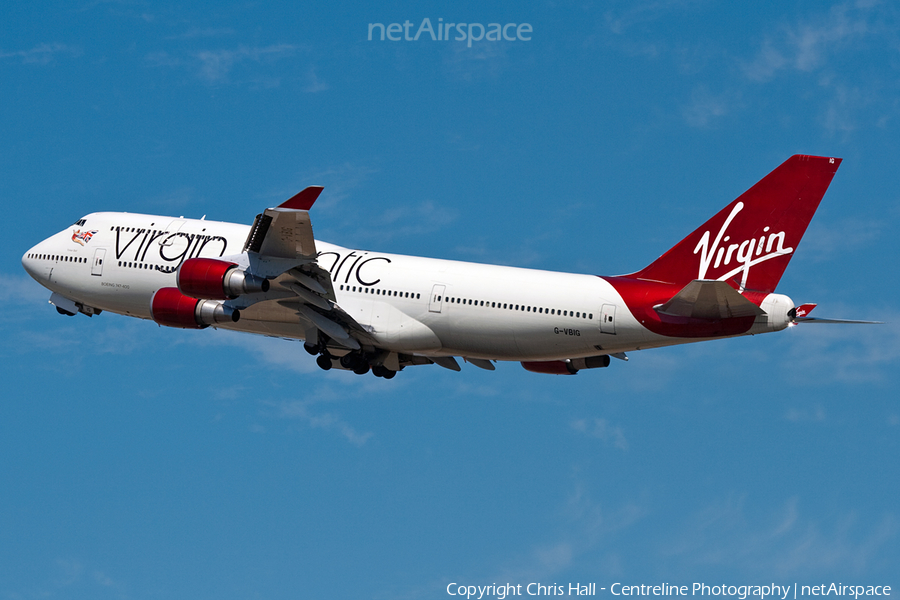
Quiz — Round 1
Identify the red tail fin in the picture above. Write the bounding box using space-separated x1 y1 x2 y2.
629 155 841 293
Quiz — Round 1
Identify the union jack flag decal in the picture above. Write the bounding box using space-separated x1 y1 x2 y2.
72 229 98 246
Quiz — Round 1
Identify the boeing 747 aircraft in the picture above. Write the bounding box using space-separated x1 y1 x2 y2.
22 155 871 378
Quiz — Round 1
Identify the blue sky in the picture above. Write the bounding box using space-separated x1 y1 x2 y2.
2 1 898 598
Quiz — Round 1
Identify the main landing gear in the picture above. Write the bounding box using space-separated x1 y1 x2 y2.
371 365 396 379
307 342 397 378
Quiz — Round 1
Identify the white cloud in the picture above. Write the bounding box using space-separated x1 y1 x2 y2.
784 406 826 422
0 273 53 305
207 331 319 374
682 85 738 128
801 217 883 261
664 495 898 577
442 39 511 82
193 44 297 82
0 43 81 65
603 0 705 36
25 318 153 357
146 43 300 85
366 200 457 242
165 27 235 40
304 67 329 93
267 399 373 446
463 482 645 585
781 315 900 385
742 5 871 81
279 162 378 213
571 417 629 450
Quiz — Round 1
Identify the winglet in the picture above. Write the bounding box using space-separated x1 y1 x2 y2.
278 186 324 210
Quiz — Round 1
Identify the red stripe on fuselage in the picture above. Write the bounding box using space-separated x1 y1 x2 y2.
601 276 757 338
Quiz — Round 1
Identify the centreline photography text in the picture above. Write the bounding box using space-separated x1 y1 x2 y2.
446 583 893 600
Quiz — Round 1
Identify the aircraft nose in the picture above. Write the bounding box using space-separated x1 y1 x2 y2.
22 244 43 281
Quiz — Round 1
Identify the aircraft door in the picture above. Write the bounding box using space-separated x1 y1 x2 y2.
429 284 446 313
600 304 616 334
91 248 107 276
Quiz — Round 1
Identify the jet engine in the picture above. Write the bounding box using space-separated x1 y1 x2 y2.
521 355 611 375
176 258 269 300
150 287 240 329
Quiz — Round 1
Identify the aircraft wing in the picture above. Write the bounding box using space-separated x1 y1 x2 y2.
232 186 377 350
244 186 322 260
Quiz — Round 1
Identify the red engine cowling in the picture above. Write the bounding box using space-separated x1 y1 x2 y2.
521 355 611 375
521 360 578 375
150 287 240 329
177 258 269 300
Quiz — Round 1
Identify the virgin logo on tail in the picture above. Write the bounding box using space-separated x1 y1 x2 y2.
694 202 792 291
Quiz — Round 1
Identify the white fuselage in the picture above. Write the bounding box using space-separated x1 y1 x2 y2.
22 211 788 363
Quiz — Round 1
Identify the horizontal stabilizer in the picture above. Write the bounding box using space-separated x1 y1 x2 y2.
655 279 764 320
790 303 882 324
793 317 883 324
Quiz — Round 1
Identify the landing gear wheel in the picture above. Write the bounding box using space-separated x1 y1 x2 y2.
56 306 75 316
340 353 358 369
382 369 396 379
316 354 332 370
304 343 320 356
372 365 386 378
353 362 370 375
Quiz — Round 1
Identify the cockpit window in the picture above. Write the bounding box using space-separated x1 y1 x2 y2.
73 218 87 226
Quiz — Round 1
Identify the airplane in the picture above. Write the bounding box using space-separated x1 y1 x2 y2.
21 154 876 378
